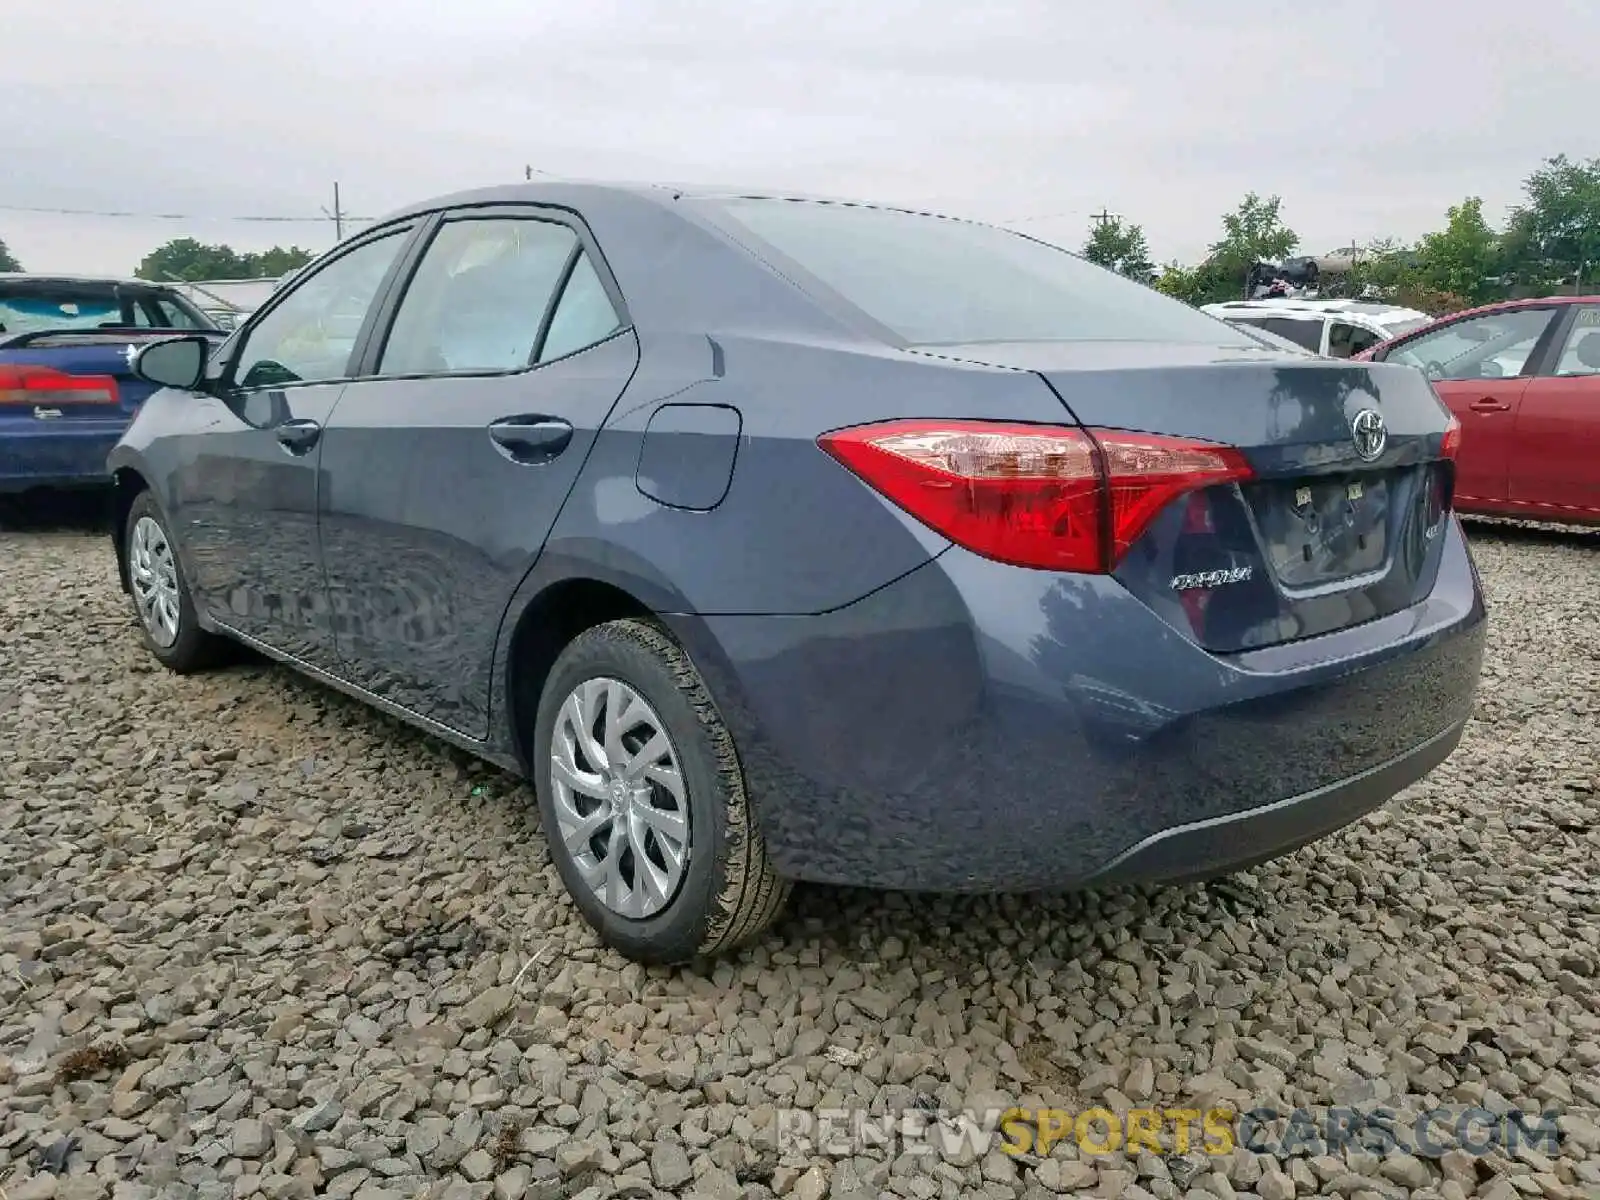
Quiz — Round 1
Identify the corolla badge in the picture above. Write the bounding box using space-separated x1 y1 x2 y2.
1351 408 1386 461
1171 566 1253 591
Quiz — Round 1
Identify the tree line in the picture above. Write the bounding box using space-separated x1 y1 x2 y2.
1085 154 1600 316
0 236 314 281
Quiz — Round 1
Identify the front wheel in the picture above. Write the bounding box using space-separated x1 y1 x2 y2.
124 491 228 673
532 618 790 964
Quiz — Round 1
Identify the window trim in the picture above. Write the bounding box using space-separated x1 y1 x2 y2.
214 222 419 395
1373 304 1566 380
354 204 632 384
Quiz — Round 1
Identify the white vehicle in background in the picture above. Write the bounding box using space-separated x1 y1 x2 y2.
1202 299 1433 358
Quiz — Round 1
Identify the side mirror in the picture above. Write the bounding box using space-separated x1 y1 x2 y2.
131 334 210 390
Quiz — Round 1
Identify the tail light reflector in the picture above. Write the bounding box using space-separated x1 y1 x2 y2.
0 364 119 406
818 419 1254 573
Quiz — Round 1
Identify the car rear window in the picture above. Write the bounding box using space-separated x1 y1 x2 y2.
0 284 211 337
704 198 1256 347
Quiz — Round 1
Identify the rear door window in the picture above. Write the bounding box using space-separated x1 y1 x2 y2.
1327 321 1384 358
538 253 623 363
1259 317 1325 352
1550 306 1600 377
379 218 579 375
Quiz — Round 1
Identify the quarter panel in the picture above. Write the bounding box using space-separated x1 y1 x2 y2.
546 333 1075 618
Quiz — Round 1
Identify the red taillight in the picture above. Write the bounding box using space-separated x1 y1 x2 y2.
1440 414 1461 460
817 419 1254 573
0 364 119 406
1096 430 1255 564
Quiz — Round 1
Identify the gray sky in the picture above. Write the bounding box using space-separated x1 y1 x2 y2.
6 0 1597 276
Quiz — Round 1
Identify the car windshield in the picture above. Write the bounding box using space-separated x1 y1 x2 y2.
0 283 212 337
705 198 1257 347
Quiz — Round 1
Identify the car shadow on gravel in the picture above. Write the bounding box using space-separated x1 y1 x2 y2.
774 873 1264 963
0 486 115 534
1461 514 1600 548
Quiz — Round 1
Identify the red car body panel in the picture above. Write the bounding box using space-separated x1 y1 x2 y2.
1355 296 1600 526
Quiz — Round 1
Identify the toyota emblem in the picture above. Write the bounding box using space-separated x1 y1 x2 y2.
1351 409 1386 461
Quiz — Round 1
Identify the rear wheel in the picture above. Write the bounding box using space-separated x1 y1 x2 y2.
532 618 790 964
124 491 227 673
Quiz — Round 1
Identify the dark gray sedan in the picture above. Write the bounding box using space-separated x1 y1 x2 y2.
109 182 1485 963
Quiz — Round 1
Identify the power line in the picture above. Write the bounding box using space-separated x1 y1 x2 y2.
0 201 375 224
998 208 1085 226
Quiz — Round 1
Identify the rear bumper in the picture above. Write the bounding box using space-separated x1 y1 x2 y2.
675 516 1486 892
1082 717 1465 887
0 421 124 493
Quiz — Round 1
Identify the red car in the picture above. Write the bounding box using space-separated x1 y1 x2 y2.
1355 296 1600 526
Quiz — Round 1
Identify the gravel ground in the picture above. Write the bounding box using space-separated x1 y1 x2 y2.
2 499 1597 1200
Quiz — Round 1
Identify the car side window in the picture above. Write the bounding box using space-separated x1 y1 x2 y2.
1260 317 1323 352
1551 306 1600 377
379 218 577 376
231 231 408 390
538 251 623 363
1327 321 1383 358
1386 308 1555 381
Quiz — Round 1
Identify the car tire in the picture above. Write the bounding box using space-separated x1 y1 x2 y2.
124 491 228 674
533 618 791 964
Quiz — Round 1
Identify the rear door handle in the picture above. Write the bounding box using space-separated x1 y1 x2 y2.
488 416 573 462
275 417 323 453
1469 397 1512 412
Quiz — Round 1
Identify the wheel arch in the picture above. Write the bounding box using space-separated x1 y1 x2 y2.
502 576 655 777
492 545 762 801
110 466 151 594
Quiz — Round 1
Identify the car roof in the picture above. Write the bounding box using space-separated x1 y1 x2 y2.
0 271 178 291
370 179 987 229
1203 298 1429 324
1408 293 1600 326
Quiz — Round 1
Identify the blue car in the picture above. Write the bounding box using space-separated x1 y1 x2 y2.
106 184 1485 963
0 274 219 494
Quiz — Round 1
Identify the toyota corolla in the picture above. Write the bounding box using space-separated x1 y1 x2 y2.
107 182 1486 964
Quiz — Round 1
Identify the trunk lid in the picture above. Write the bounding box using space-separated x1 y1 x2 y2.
918 340 1457 652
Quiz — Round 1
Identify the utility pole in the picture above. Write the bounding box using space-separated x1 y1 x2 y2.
525 165 533 181
321 183 346 241
1090 208 1114 228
